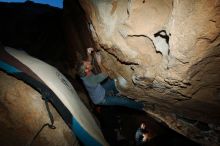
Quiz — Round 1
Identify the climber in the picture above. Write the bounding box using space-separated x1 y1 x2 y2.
135 121 149 146
77 47 144 111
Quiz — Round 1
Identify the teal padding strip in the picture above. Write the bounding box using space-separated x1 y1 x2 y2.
72 118 103 146
0 60 21 73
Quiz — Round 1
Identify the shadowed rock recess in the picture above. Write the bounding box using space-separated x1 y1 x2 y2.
74 0 220 145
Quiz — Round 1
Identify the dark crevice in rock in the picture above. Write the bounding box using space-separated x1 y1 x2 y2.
197 33 220 44
176 115 197 124
209 19 216 23
100 44 139 66
128 34 149 38
154 30 171 43
174 56 190 64
194 121 210 131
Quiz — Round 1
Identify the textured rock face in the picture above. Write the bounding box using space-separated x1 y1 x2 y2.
77 0 220 145
0 71 79 146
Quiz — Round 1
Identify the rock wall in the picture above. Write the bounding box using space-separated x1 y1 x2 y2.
75 0 220 145
0 71 79 146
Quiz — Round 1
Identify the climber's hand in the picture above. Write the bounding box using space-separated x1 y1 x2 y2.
87 48 94 54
